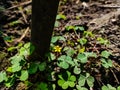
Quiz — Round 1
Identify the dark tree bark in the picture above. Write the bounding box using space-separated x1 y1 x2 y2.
31 0 59 60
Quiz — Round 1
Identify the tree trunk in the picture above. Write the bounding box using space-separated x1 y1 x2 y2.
31 0 59 60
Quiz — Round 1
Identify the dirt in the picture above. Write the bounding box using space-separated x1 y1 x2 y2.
59 0 120 60
0 0 120 89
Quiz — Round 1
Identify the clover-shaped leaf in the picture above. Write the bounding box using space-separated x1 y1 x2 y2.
76 85 88 90
65 48 75 56
84 52 97 58
78 38 87 46
62 82 69 89
101 58 112 68
68 81 75 88
78 73 95 88
57 61 69 69
78 74 86 87
65 56 74 66
101 84 116 90
36 82 48 90
38 62 46 71
57 71 76 89
75 26 85 31
28 62 38 74
73 66 81 75
57 55 73 69
69 75 76 82
101 50 111 58
58 79 65 86
86 76 94 87
77 53 88 63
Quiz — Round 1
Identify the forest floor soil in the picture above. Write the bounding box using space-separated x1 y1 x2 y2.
0 0 120 89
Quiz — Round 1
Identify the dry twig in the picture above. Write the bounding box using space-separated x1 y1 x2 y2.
16 27 30 42
7 0 31 10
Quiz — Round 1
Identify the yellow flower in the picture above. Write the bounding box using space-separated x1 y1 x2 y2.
54 45 62 52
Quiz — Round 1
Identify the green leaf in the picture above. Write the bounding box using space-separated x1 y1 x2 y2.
66 71 71 78
101 84 116 90
58 55 66 61
78 74 86 86
58 79 65 86
117 86 120 90
38 62 46 71
75 26 85 31
50 53 56 60
69 75 76 81
51 36 59 43
97 37 109 45
59 36 65 41
24 42 30 49
66 25 75 31
78 38 87 46
101 85 108 90
20 70 28 81
62 82 69 89
68 81 75 87
76 85 88 90
57 61 69 69
7 47 16 52
73 59 79 66
101 50 111 58
86 76 94 87
58 71 76 89
12 64 22 72
58 74 64 80
107 84 116 90
7 64 22 72
84 52 97 58
83 31 93 37
19 47 28 56
0 72 7 82
108 59 113 67
66 48 75 56
37 82 48 90
3 36 12 42
5 76 15 88
57 55 72 69
55 21 60 27
30 43 35 55
10 55 23 65
65 56 74 66
101 58 112 68
28 63 38 74
77 53 88 63
73 66 81 75
51 36 65 43
9 20 21 26
56 14 66 20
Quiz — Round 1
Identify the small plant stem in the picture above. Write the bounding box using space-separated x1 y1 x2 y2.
74 30 80 39
19 7 28 24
